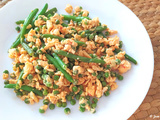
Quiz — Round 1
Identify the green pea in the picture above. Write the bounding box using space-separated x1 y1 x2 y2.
75 94 80 100
27 74 33 80
64 108 71 115
115 59 121 65
56 101 62 107
15 26 20 32
47 14 52 18
107 85 111 91
4 80 9 85
104 91 110 96
32 47 38 52
80 32 86 38
91 103 97 108
80 6 83 9
65 34 72 38
43 89 48 96
86 96 90 100
70 99 76 105
55 19 60 24
79 90 83 95
36 65 43 70
100 43 104 47
34 52 39 57
48 71 54 77
78 74 83 78
105 31 110 36
79 107 85 112
100 77 104 81
53 84 59 89
105 72 109 78
92 98 98 104
79 85 83 90
39 108 45 113
49 104 55 110
110 71 117 77
3 70 9 74
105 65 110 69
54 75 59 81
35 27 40 32
16 91 23 97
117 75 123 80
62 102 67 107
43 99 50 105
87 100 91 106
53 90 59 95
80 103 86 108
92 72 97 76
24 98 30 104
66 95 72 101
42 69 47 74
97 74 101 79
10 73 16 78
72 86 78 92
89 34 94 40
102 81 107 87
37 49 43 54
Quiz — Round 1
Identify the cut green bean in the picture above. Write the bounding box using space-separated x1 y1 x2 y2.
15 20 25 25
20 8 39 39
52 53 67 70
44 7 57 16
16 70 24 89
41 34 65 41
114 49 137 64
32 3 48 27
45 54 73 83
4 84 43 96
21 42 34 56
74 40 86 46
62 15 90 22
54 50 105 64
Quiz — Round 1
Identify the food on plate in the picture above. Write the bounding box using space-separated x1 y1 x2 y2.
3 3 137 114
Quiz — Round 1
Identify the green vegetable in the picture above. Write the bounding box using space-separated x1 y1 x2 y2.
44 7 57 16
16 70 24 89
114 49 137 64
54 50 105 64
52 53 67 70
62 14 90 22
66 95 72 101
4 84 43 96
27 74 33 80
117 74 123 80
62 102 67 107
39 108 45 113
53 75 60 81
53 84 59 89
45 54 73 83
3 70 9 74
4 80 9 85
104 91 110 96
15 20 25 25
24 98 30 104
64 108 71 114
41 34 65 41
79 107 85 112
104 72 109 78
43 99 50 105
15 26 20 32
53 90 59 95
72 86 78 92
56 101 62 107
49 104 55 110
43 89 48 95
102 81 107 87
75 94 80 100
70 99 76 105
91 103 97 108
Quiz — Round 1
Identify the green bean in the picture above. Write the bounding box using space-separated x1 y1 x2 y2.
114 49 137 64
44 7 57 16
61 23 68 27
45 54 73 83
16 70 24 89
15 20 25 25
54 50 105 64
4 84 43 96
20 8 39 39
21 42 34 56
52 53 67 70
32 3 48 27
41 34 65 41
62 15 90 22
74 40 86 46
41 34 86 46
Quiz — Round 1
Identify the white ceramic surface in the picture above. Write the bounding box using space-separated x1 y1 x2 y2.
0 0 154 120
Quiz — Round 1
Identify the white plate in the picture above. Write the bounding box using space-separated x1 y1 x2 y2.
0 0 154 120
